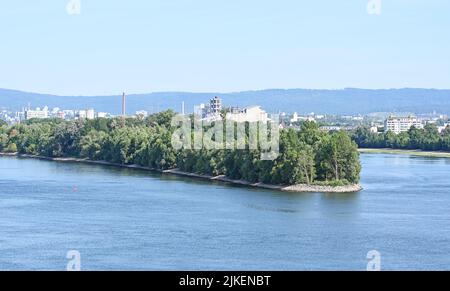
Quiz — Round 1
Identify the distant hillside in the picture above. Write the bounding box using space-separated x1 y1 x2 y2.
1 88 450 115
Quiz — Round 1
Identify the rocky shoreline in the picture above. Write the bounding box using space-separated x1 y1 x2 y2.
283 184 363 193
0 153 362 193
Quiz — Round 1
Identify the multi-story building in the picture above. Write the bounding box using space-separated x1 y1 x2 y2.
25 106 49 120
384 116 424 134
194 97 223 119
76 109 95 120
210 96 222 115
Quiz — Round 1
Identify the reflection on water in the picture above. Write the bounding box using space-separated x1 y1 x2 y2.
0 154 450 270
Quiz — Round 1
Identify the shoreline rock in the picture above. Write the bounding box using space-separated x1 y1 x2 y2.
0 153 362 193
282 184 363 193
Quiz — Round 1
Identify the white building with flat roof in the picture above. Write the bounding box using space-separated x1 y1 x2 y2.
227 106 269 123
97 112 108 118
25 106 49 120
76 109 95 120
385 116 424 134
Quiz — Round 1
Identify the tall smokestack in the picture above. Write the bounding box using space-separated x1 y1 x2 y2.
122 92 126 117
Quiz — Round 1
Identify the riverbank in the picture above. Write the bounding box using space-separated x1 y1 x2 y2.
0 152 362 193
358 148 450 158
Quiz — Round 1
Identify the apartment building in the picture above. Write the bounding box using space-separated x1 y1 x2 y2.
384 116 424 134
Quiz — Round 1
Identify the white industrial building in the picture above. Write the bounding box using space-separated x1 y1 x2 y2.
227 106 269 123
195 96 271 123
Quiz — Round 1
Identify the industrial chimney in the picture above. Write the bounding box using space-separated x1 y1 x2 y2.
122 92 126 117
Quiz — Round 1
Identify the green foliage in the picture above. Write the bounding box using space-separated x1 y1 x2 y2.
6 142 17 153
316 131 360 184
0 111 361 186
145 110 176 128
82 118 110 134
0 132 9 152
353 124 450 151
80 130 108 160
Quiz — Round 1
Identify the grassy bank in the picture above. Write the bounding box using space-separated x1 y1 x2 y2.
358 148 450 158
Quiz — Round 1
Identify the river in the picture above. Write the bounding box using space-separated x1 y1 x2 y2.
0 154 449 270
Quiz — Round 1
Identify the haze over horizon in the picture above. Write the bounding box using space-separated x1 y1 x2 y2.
0 87 450 97
1 0 450 96
2 86 450 98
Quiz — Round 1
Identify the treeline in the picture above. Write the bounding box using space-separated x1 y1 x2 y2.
353 124 450 151
0 112 361 186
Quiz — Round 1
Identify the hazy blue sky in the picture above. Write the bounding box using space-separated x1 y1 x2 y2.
0 0 449 95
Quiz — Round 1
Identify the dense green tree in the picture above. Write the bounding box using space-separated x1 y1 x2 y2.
422 124 440 151
6 143 17 153
80 130 108 160
144 127 177 170
317 131 360 184
352 127 384 148
82 118 110 134
353 124 450 152
145 110 176 129
441 135 450 151
395 132 410 149
48 121 84 157
298 121 323 147
296 143 316 185
0 133 9 152
384 131 397 148
442 125 450 136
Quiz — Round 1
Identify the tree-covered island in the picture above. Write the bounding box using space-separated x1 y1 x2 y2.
0 111 361 189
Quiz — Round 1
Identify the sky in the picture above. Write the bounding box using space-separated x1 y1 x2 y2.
0 0 449 95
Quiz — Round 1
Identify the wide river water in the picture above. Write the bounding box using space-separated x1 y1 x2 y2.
0 154 449 270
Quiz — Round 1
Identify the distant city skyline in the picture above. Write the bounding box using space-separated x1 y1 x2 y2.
2 87 450 117
1 1 450 95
